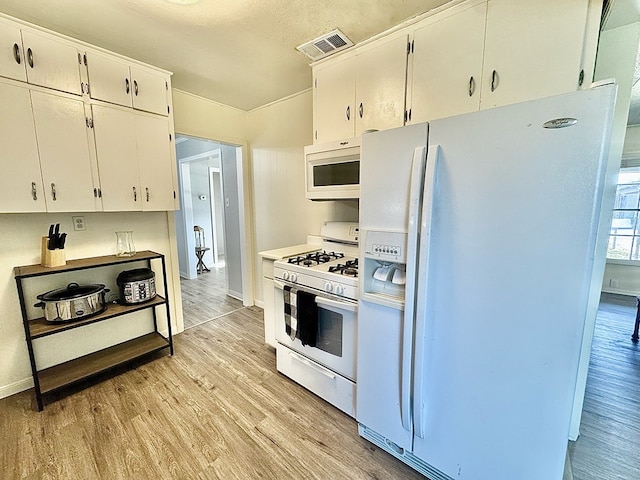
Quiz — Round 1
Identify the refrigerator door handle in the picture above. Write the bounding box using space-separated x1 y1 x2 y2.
400 145 427 432
413 144 440 439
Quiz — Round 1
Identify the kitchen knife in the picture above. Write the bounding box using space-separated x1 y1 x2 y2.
47 224 55 250
58 233 67 249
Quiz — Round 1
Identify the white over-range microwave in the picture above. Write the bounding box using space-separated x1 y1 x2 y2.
304 137 360 200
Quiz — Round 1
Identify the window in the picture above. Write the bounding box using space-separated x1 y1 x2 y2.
608 166 640 260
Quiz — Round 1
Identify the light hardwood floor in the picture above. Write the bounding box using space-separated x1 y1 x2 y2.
568 293 640 480
1 291 638 479
180 264 244 330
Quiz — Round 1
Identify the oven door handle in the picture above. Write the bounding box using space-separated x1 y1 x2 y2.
315 296 357 313
274 280 357 313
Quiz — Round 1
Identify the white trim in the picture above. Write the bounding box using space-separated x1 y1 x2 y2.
606 258 640 266
0 377 33 399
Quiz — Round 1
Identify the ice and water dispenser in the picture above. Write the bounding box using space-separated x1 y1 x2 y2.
362 230 407 304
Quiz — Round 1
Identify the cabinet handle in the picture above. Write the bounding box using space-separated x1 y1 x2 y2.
359 102 363 118
134 80 139 96
469 76 475 97
27 47 33 68
346 105 350 121
125 78 130 94
133 186 137 201
13 43 21 64
146 187 150 202
50 183 57 201
491 70 498 92
98 188 102 198
31 182 37 201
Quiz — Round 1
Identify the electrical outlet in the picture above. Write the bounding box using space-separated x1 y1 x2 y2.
72 216 86 231
609 278 619 288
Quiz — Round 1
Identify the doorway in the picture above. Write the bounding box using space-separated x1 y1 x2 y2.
174 134 249 328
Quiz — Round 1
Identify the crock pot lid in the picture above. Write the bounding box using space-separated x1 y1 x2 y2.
39 283 105 301
117 268 155 283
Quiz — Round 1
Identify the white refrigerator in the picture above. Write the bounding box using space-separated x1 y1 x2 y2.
356 84 617 480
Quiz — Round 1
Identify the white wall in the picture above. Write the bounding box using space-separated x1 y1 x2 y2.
246 90 359 304
0 212 181 399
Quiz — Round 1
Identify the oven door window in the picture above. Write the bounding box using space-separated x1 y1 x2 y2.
316 306 343 357
313 161 359 187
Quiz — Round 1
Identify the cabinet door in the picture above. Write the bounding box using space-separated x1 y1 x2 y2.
135 113 175 210
314 57 355 144
355 35 408 136
85 51 133 108
480 0 589 109
30 91 96 212
21 30 82 95
130 66 169 116
410 3 486 123
0 81 45 212
92 105 141 211
0 19 27 82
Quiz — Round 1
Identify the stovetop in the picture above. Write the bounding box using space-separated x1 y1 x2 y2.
274 250 359 300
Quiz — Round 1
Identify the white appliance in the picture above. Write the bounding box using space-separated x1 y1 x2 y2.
356 85 617 480
273 221 359 416
304 138 360 200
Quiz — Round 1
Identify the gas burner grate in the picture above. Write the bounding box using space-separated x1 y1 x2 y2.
288 250 345 267
328 258 359 277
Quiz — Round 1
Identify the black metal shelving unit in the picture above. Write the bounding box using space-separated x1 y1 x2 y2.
14 250 174 411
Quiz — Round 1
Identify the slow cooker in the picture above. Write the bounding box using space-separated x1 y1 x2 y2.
117 268 156 304
34 282 108 322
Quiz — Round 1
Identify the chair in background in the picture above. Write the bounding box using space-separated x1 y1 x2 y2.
194 226 210 274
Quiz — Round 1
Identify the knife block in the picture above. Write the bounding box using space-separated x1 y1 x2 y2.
41 236 66 268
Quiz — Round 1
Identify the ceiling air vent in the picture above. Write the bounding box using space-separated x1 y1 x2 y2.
296 29 354 61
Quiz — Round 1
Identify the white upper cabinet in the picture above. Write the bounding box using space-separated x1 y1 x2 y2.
313 56 355 144
480 0 590 109
313 34 408 143
92 104 140 211
0 80 45 212
135 113 175 211
30 90 97 212
86 50 169 116
409 1 487 123
0 19 27 82
130 66 169 116
355 34 408 136
21 30 82 95
92 104 175 211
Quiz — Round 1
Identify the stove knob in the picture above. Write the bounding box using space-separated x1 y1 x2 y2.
282 271 289 281
290 273 298 283
325 282 333 293
335 284 344 295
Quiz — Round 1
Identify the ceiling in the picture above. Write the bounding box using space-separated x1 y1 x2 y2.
0 0 452 111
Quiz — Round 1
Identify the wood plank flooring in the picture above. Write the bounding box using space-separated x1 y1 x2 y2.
0 305 423 479
568 293 640 480
180 264 244 330
1 287 638 479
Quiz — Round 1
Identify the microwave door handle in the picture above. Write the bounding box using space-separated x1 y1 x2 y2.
315 296 357 313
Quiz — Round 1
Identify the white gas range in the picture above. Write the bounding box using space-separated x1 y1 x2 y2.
272 221 359 417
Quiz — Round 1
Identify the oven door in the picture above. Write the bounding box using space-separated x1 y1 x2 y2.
274 280 357 381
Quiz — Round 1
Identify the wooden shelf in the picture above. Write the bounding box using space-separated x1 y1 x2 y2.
14 250 173 410
38 332 169 394
14 250 162 279
29 296 166 339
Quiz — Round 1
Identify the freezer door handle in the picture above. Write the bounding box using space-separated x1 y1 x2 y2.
400 145 427 432
413 144 440 439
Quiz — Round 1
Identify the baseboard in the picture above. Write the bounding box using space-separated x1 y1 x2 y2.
255 300 264 308
0 377 33 400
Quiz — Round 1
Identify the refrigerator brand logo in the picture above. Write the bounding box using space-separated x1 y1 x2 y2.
542 118 578 129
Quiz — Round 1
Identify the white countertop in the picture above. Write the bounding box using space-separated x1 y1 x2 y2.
258 243 321 261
